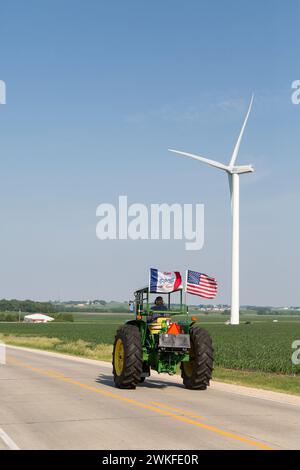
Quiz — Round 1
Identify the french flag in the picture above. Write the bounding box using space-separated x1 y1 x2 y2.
149 268 182 293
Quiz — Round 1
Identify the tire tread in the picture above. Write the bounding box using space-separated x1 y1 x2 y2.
112 324 143 389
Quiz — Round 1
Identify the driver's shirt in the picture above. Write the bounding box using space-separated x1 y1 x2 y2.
148 305 168 322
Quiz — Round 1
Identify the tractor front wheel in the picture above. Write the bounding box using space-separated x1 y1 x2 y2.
181 327 213 390
112 324 143 389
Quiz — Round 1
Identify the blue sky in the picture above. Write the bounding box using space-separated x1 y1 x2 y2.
0 0 299 305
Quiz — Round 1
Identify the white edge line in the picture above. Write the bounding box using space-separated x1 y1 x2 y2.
0 427 20 450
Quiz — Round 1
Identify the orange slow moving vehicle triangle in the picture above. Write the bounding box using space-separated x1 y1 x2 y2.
167 323 181 335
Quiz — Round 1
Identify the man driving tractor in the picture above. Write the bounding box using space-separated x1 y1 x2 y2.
148 296 168 321
151 296 167 311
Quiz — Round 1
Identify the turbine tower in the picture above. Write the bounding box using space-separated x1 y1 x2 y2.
169 96 254 325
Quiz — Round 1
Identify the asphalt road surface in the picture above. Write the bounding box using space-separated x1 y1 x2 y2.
1 346 300 450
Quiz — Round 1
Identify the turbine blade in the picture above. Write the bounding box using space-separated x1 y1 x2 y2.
168 149 229 171
228 94 254 168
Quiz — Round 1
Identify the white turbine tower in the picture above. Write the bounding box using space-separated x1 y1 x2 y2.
169 95 254 325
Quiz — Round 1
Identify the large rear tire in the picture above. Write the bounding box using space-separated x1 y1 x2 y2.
112 324 143 389
181 327 213 390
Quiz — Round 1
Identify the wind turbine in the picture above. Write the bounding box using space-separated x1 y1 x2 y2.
169 95 254 325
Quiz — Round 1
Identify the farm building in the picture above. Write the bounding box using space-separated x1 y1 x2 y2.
24 314 54 323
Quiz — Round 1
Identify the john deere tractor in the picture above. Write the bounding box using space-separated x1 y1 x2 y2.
112 286 213 390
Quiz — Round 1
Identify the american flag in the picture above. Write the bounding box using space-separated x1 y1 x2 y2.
186 270 217 299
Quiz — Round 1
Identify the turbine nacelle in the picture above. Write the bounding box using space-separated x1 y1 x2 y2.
168 149 254 175
229 165 254 175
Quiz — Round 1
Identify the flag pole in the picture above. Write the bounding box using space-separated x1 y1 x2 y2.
185 270 188 315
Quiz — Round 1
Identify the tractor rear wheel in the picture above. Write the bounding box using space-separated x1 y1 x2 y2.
181 327 213 390
112 324 143 389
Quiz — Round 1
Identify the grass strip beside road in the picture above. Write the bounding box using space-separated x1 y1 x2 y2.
2 333 300 397
0 334 113 361
212 367 300 396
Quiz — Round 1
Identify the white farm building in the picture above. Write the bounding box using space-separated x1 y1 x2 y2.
24 314 54 323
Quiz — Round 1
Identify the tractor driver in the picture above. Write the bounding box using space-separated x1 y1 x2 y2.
148 296 168 322
151 296 168 311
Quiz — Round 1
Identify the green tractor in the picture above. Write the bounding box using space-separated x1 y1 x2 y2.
112 286 213 390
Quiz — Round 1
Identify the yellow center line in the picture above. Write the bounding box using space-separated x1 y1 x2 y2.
8 357 274 450
150 401 206 420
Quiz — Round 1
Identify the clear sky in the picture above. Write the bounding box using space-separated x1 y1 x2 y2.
0 0 299 305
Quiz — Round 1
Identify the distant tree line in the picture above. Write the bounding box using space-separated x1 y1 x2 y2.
0 299 129 315
55 300 108 306
53 313 74 322
244 306 272 313
0 312 22 322
58 306 129 313
0 299 55 313
257 310 300 316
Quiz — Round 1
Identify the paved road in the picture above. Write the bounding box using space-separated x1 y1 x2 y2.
1 346 300 450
